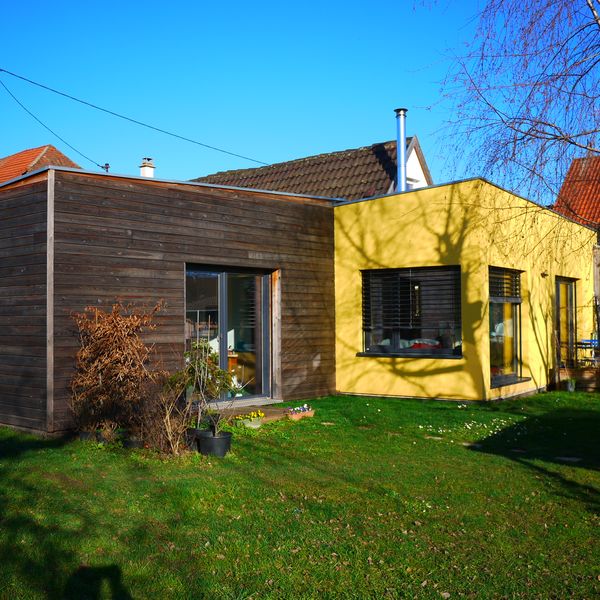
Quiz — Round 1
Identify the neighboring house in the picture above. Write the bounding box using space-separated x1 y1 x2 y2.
0 163 595 433
554 156 600 298
0 145 80 184
194 138 433 200
554 156 600 228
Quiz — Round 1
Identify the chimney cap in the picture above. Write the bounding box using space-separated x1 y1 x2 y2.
394 107 408 115
140 157 155 178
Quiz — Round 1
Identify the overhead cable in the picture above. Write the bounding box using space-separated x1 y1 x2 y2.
0 78 106 170
0 68 269 166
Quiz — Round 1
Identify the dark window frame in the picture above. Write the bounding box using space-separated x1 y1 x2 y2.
555 277 578 368
489 267 526 387
359 266 463 359
185 265 271 399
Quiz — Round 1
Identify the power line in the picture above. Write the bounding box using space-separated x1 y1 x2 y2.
0 78 106 170
0 67 269 166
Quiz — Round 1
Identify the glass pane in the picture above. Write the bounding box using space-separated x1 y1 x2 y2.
185 270 219 358
362 267 462 355
557 281 574 366
490 302 516 378
227 274 263 396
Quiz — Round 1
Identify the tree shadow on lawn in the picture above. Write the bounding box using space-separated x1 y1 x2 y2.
227 429 420 513
0 428 68 458
470 408 600 512
0 430 141 599
63 565 132 600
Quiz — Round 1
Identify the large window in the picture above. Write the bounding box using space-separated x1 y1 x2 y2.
186 267 271 399
489 267 522 386
361 266 462 357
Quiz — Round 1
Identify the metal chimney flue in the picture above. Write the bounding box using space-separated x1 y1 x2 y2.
140 157 155 178
394 108 408 192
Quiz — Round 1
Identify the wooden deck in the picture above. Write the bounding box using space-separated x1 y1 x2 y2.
558 367 600 392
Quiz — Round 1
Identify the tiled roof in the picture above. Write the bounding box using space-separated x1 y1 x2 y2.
555 156 600 227
0 145 80 184
194 138 432 201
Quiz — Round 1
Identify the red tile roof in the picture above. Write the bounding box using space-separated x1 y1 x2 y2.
555 156 600 227
194 138 432 201
0 145 80 184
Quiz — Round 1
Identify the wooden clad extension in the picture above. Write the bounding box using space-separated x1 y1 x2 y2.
48 171 335 432
0 180 48 431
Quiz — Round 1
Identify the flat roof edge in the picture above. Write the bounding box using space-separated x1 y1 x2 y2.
0 166 343 204
2 168 595 232
336 176 598 233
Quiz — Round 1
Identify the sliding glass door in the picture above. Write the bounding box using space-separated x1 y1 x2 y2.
186 267 270 399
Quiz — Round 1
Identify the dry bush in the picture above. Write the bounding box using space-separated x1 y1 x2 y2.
69 302 165 434
137 379 193 455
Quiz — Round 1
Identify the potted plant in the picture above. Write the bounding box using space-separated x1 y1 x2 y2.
565 377 577 392
168 338 239 457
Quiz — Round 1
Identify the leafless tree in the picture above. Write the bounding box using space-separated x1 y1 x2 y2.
443 0 600 204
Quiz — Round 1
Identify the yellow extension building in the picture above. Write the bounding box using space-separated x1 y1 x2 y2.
334 178 597 401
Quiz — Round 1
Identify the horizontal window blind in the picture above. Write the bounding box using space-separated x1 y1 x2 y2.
361 266 462 356
489 267 521 302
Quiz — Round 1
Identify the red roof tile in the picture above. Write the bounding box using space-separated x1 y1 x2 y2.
194 138 432 201
555 156 600 227
0 145 80 184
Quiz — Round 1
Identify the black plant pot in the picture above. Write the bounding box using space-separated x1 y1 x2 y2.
196 430 232 458
186 428 202 450
123 438 144 449
78 431 95 441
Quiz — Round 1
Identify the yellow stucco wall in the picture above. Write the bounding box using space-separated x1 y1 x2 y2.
334 179 596 401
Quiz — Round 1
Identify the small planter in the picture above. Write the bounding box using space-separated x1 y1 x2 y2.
240 418 262 429
186 427 201 450
78 431 96 441
287 409 315 421
95 431 112 443
196 429 232 458
564 379 576 392
123 437 144 449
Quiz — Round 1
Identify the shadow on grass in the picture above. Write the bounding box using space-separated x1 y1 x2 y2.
470 408 600 511
0 429 69 459
0 430 75 598
63 565 132 600
0 430 139 599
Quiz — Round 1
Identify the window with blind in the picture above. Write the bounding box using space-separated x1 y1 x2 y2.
489 267 522 386
361 266 462 357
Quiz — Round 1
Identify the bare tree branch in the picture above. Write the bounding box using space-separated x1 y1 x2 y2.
442 0 600 204
586 0 600 30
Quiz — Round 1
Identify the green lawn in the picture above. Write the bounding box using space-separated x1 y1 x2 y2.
0 393 598 599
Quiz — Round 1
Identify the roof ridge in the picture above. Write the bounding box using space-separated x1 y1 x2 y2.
196 139 402 180
27 145 52 171
0 145 80 185
0 144 47 168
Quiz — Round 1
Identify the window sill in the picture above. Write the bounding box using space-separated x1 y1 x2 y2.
490 376 531 389
357 351 463 360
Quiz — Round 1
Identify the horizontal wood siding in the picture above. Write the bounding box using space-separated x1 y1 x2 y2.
53 172 335 430
0 181 47 431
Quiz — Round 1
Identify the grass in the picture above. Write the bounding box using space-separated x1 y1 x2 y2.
0 392 598 599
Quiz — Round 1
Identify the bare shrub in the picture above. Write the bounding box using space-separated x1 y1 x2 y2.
137 378 193 455
69 302 165 435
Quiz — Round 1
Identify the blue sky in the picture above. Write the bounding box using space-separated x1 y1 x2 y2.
1 1 480 183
